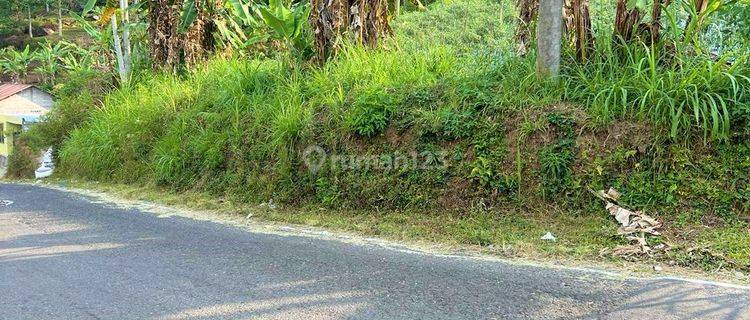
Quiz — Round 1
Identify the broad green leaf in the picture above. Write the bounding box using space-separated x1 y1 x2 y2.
227 0 250 20
292 4 310 37
269 0 284 14
258 6 290 37
70 12 102 39
179 0 198 32
82 0 97 15
626 0 650 12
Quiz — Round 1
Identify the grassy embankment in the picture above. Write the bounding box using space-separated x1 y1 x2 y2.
19 0 750 272
0 16 86 48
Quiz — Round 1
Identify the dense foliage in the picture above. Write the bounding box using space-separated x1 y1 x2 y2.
7 0 750 270
42 0 749 210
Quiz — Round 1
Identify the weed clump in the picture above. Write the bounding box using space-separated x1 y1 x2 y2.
16 0 750 271
6 140 37 179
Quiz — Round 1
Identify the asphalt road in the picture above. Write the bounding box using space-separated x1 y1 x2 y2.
1 183 748 320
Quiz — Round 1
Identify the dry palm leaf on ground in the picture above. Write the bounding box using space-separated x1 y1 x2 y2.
590 187 669 258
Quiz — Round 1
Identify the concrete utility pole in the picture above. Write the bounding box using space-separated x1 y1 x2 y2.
535 0 563 79
111 14 128 83
120 0 132 64
28 7 34 38
58 0 63 37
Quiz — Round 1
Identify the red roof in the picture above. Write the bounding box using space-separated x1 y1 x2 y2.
0 84 32 101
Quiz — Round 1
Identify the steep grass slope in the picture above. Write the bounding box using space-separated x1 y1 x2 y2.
29 0 750 270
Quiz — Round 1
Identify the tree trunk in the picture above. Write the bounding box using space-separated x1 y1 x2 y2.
564 0 594 61
643 0 668 45
58 0 63 37
536 0 563 78
147 0 180 69
120 0 132 73
147 0 217 70
358 0 391 46
310 0 391 62
28 8 33 38
613 0 641 43
310 0 345 62
183 0 218 67
614 0 669 46
111 14 128 83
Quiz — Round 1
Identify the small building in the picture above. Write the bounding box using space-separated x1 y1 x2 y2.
0 84 53 167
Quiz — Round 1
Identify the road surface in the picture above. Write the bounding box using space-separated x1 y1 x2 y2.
1 183 748 319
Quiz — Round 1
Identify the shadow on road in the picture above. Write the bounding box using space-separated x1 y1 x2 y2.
1 183 748 319
601 279 750 320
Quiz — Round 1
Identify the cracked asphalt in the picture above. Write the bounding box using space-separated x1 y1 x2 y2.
1 183 748 319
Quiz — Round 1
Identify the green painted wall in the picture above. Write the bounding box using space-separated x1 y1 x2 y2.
0 115 23 158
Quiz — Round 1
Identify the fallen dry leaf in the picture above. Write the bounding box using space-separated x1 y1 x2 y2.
592 188 664 257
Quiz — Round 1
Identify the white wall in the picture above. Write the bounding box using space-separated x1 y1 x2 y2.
15 87 54 109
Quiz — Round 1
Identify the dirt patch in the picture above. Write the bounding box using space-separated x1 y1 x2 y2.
499 104 586 195
436 176 473 211
503 104 586 165
384 126 418 148
575 120 655 169
498 104 661 197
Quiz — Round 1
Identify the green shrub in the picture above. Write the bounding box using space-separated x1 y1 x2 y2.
6 141 37 179
393 0 512 54
25 70 113 152
538 114 576 196
347 89 397 137
58 74 195 180
439 109 476 139
44 0 750 219
315 177 342 207
539 140 575 196
563 38 750 142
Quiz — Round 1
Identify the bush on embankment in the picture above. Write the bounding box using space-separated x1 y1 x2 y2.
20 0 750 269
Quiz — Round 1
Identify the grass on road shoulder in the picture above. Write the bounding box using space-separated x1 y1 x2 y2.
27 178 750 283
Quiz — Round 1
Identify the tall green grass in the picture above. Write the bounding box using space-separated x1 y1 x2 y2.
59 74 198 180
55 0 560 199
20 0 750 272
563 44 750 141
49 0 750 208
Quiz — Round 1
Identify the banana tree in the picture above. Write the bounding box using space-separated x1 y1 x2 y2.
22 0 44 38
681 0 737 49
613 0 671 45
57 0 63 36
178 0 309 62
70 0 143 83
309 0 391 62
256 0 310 64
77 0 137 82
564 0 594 61
33 41 74 85
213 0 269 53
0 46 34 82
147 0 220 71
515 0 538 56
